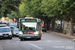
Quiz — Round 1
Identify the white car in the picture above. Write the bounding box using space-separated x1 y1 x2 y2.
9 24 17 28
13 28 19 37
0 27 12 39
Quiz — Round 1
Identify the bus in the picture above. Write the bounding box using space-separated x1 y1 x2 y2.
19 17 42 41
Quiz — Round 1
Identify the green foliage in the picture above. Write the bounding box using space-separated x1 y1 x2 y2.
19 0 42 19
1 0 75 21
41 0 75 20
0 0 22 17
19 1 25 17
7 11 20 19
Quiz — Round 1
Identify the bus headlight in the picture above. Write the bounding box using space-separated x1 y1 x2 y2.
19 31 23 35
34 31 39 36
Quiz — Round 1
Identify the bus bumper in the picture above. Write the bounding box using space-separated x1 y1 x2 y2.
19 34 39 39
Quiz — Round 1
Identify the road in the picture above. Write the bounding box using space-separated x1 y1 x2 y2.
0 32 75 50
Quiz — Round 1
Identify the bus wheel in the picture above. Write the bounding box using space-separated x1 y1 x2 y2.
37 37 41 40
20 39 23 41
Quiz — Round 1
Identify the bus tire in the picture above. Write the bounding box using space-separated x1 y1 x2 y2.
20 39 23 41
37 37 41 40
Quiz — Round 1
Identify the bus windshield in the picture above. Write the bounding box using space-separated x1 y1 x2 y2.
21 22 37 32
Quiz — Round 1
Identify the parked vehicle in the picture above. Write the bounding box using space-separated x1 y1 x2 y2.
73 26 75 33
42 27 47 32
9 24 17 28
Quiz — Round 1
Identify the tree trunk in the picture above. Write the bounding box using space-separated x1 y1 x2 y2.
71 17 73 35
47 19 50 30
44 20 46 27
52 20 55 31
60 19 62 33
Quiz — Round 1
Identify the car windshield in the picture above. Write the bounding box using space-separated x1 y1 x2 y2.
21 22 37 31
14 29 19 31
0 28 10 32
10 25 16 27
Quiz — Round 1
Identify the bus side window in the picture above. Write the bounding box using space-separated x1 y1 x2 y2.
36 23 41 31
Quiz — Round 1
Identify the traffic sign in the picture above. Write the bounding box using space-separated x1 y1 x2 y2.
62 21 64 24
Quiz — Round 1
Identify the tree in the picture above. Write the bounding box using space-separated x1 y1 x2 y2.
55 0 75 35
5 17 9 21
0 0 23 17
19 1 26 18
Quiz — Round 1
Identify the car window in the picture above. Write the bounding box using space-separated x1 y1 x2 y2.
14 29 19 31
0 28 10 32
10 25 16 27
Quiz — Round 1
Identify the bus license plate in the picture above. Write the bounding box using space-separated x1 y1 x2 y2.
26 37 31 38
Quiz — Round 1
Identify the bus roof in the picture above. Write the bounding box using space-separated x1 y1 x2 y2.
19 17 41 22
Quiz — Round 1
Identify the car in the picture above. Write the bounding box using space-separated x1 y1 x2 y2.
0 24 7 27
0 27 12 39
9 24 17 28
42 27 47 32
9 24 17 35
13 28 19 37
73 26 75 33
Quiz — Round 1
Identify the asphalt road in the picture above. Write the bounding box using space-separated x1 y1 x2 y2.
0 32 75 50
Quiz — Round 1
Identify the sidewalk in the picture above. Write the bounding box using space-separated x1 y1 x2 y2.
47 30 75 39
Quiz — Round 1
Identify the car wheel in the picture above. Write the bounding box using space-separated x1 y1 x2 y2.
9 37 12 39
0 38 1 40
36 37 41 40
45 30 46 32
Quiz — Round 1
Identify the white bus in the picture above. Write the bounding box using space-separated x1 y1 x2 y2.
19 17 42 41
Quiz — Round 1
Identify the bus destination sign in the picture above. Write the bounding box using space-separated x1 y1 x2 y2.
21 19 37 22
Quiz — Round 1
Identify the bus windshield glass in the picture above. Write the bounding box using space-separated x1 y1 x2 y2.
21 22 37 32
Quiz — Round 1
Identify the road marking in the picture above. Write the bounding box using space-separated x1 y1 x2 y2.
52 46 75 50
3 42 27 46
26 42 43 50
